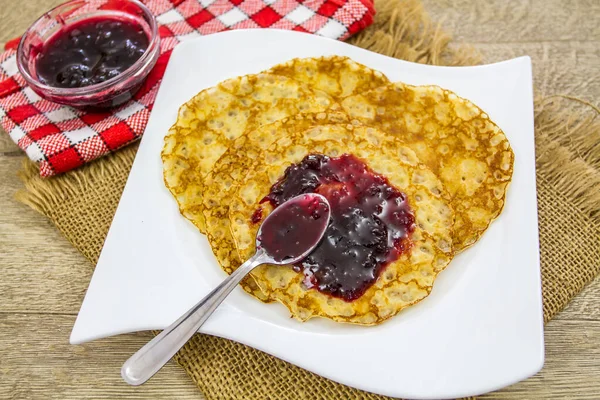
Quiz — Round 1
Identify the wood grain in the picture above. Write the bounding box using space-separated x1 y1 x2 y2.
559 277 600 321
486 319 600 400
0 314 201 399
0 157 92 314
0 0 65 155
0 0 599 398
0 307 598 400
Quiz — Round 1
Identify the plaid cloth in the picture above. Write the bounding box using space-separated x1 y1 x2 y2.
0 0 375 177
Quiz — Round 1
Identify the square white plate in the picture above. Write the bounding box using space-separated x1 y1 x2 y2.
71 29 544 399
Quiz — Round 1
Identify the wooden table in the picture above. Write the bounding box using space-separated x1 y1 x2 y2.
1 0 598 398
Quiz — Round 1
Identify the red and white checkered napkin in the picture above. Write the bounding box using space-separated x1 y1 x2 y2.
0 0 374 177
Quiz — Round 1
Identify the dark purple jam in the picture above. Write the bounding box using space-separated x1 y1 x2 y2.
256 154 415 302
258 195 330 263
250 207 263 224
35 17 149 88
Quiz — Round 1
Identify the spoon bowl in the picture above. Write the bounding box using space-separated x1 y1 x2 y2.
256 193 330 264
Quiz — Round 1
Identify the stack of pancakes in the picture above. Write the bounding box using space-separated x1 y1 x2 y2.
162 56 514 325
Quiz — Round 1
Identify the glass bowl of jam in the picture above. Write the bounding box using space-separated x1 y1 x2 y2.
17 0 159 108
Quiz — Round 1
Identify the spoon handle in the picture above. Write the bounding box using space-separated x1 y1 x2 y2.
121 251 267 386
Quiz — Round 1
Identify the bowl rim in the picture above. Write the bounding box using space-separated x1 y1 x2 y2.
16 0 160 98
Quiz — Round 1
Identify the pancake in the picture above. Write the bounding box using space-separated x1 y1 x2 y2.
160 55 515 324
341 83 514 250
202 112 350 277
268 55 390 99
162 73 335 233
227 124 455 324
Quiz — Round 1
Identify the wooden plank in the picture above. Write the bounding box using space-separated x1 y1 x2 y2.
484 319 600 399
0 156 93 314
0 135 20 155
424 0 600 44
1 313 599 399
0 0 64 154
556 275 600 321
0 313 202 399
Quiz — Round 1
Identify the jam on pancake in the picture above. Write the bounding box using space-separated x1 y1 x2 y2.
255 154 415 301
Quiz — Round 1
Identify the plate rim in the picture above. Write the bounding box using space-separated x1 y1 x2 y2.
70 29 544 399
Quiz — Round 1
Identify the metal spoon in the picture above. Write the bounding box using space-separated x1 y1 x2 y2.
121 193 331 386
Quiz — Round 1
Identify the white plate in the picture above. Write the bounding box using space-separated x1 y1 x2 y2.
71 29 544 399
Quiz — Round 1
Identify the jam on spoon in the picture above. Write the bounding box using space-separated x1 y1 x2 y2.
258 194 330 262
121 193 330 386
35 17 149 88
257 154 416 302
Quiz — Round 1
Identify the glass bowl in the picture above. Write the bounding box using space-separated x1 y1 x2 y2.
17 0 160 108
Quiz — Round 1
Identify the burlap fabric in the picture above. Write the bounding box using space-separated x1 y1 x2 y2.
14 0 600 398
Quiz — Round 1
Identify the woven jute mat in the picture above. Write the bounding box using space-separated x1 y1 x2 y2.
14 0 600 398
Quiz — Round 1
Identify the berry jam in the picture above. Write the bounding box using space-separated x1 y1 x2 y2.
35 17 149 88
258 154 416 302
258 195 330 263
